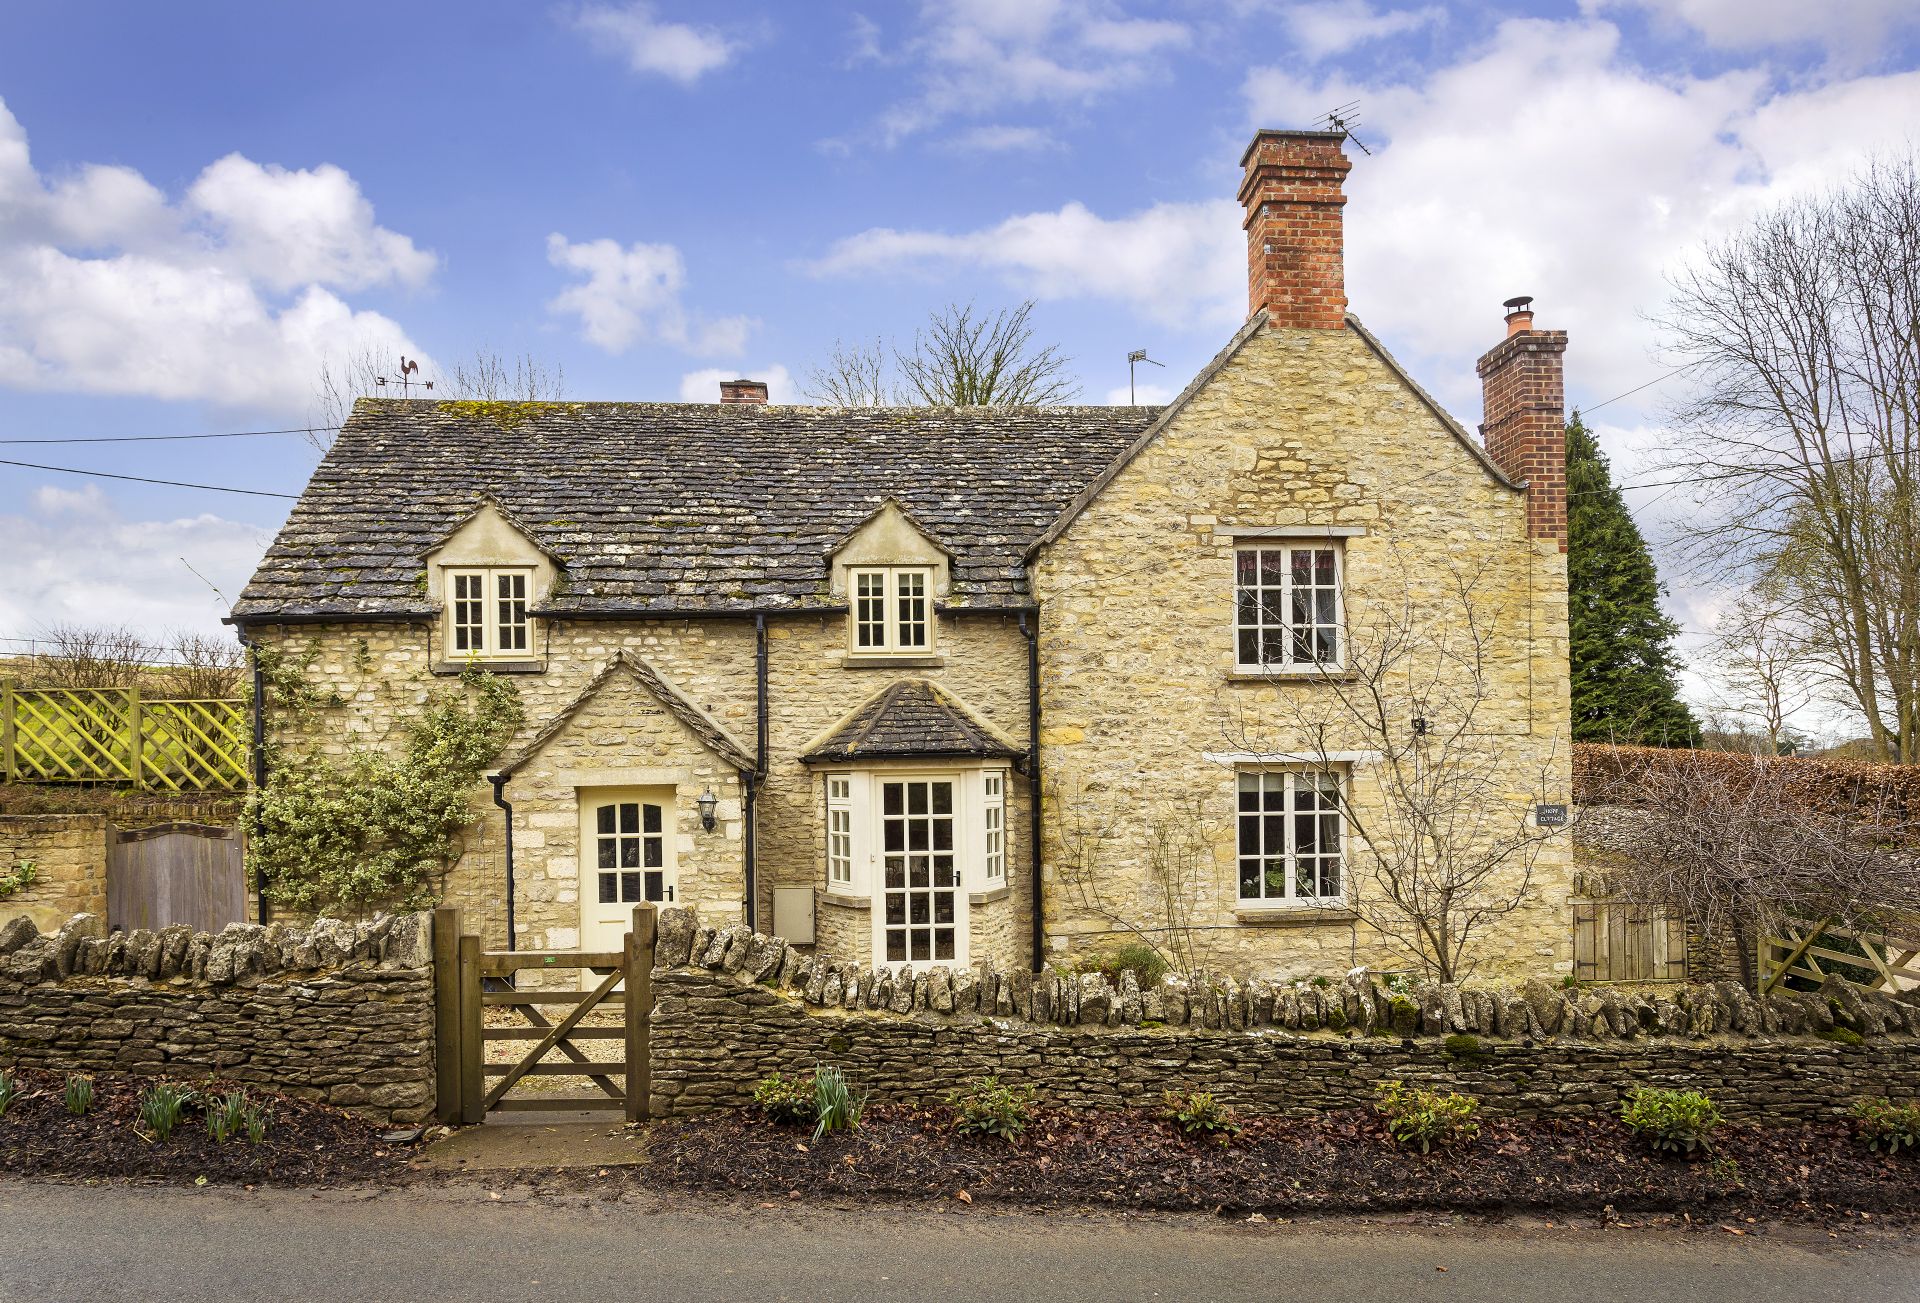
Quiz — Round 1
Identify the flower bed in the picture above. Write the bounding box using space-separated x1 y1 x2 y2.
0 1068 417 1185
645 1103 1920 1220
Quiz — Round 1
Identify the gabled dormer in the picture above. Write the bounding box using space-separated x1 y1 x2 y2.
423 496 563 670
827 499 953 664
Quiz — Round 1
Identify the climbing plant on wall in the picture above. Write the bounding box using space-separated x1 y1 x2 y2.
245 665 523 914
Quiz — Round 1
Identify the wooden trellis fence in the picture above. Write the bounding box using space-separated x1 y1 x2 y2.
1759 919 1920 994
0 684 248 791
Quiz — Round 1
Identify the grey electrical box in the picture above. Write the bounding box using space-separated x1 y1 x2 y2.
772 887 816 945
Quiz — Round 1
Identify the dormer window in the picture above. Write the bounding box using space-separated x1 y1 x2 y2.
850 566 932 655
447 567 533 657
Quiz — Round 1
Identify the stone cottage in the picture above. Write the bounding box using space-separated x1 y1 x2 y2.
231 130 1574 980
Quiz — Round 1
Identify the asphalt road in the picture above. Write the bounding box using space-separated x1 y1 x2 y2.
2 1180 1916 1302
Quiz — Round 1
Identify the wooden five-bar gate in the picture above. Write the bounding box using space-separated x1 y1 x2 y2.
433 904 657 1125
1760 919 1920 994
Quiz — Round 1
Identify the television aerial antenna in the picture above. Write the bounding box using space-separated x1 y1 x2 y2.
1318 101 1373 156
1126 349 1164 405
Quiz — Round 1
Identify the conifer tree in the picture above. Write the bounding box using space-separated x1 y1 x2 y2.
1566 413 1699 744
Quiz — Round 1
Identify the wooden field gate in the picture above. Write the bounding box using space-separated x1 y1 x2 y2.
106 822 245 933
432 904 656 1125
1759 919 1920 994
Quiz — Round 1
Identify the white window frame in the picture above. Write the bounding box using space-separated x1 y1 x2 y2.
1233 543 1343 673
444 565 534 658
983 770 1006 884
825 774 854 890
848 566 933 655
1236 768 1346 907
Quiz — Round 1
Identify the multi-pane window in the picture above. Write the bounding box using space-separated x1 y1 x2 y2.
849 567 932 653
983 771 1005 883
1234 545 1341 670
446 566 534 657
826 775 853 888
880 778 958 962
1237 771 1343 904
593 801 671 904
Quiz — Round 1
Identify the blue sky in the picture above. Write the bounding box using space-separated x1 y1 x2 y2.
2 0 1918 728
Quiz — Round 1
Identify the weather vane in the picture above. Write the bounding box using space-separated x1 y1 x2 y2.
376 356 435 397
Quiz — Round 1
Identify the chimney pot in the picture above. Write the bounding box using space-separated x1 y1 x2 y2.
719 378 768 405
1503 294 1535 337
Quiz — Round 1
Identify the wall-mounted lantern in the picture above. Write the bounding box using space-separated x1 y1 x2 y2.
697 788 719 832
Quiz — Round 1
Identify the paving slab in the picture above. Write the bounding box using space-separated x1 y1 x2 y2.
415 1110 647 1172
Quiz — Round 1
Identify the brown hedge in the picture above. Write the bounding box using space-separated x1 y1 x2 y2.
1574 743 1920 822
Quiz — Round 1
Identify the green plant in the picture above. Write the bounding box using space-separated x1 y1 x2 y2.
0 1069 16 1117
1310 975 1332 989
0 859 37 900
1817 1026 1865 1046
752 1072 818 1126
1560 974 1584 990
62 1075 93 1117
1620 1086 1722 1156
946 1076 1036 1143
1158 1089 1240 1146
1375 1081 1481 1153
246 664 523 912
1851 1097 1920 1154
243 1102 271 1145
1074 942 1169 990
206 1090 251 1144
811 1066 865 1144
138 1082 195 1143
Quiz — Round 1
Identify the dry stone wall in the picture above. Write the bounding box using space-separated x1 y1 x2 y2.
0 911 434 1124
648 908 1920 1122
0 815 108 933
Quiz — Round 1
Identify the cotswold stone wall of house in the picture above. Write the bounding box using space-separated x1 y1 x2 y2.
0 911 434 1124
0 815 109 934
1030 322 1574 978
648 909 1917 1120
249 609 1036 969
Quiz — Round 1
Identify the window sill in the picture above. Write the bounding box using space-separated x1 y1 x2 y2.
1234 905 1357 926
431 660 546 676
1226 668 1355 684
843 653 946 669
816 889 870 912
969 884 1012 905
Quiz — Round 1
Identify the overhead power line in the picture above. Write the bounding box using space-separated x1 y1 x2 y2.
0 425 321 445
0 456 298 500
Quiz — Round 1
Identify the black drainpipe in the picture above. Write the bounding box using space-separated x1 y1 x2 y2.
1020 611 1044 972
240 630 270 925
744 612 769 932
490 774 516 950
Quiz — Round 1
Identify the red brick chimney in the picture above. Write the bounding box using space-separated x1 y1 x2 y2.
1238 129 1352 329
719 378 768 405
1476 296 1569 550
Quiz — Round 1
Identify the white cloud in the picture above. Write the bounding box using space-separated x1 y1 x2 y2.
677 364 796 404
1281 1 1442 60
571 3 737 84
1586 0 1920 57
866 1 1191 146
0 98 431 409
940 125 1062 153
0 485 271 645
545 233 753 356
809 199 1243 330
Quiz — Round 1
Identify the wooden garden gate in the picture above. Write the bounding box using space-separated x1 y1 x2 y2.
106 822 245 932
1572 899 1688 983
432 904 656 1125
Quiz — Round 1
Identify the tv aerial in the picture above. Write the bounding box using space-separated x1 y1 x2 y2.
1318 101 1373 156
1126 349 1164 405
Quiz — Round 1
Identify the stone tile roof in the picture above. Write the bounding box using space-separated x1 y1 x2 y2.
495 650 755 777
801 679 1023 764
233 399 1159 622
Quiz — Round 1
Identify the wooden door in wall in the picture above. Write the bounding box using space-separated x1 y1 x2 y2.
579 788 677 970
875 776 966 966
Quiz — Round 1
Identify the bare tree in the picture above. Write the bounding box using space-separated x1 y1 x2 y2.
1703 590 1817 756
1594 750 1920 988
1658 152 1920 758
801 301 1081 407
162 629 246 700
1050 781 1213 979
312 348 567 451
1229 558 1564 983
21 624 152 689
804 337 893 407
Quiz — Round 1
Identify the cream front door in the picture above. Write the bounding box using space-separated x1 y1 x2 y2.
875 775 966 966
579 788 677 958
